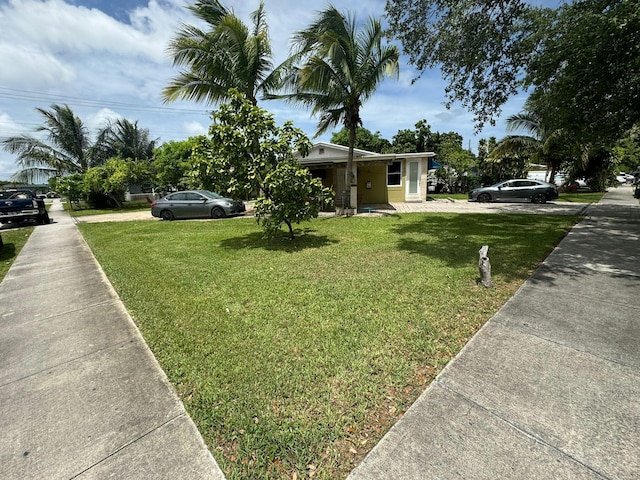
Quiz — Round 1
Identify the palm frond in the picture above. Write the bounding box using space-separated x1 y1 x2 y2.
2 104 94 178
277 6 398 140
187 0 228 26
164 1 275 107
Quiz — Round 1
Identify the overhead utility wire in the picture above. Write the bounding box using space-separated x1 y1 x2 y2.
0 87 210 116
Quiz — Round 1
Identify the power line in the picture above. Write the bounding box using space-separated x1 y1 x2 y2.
0 87 211 116
0 86 213 140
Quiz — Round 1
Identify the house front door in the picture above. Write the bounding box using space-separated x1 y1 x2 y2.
406 160 421 201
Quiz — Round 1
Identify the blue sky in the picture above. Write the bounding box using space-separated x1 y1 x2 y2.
0 0 559 181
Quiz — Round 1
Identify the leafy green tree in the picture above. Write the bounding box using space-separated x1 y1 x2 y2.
386 0 538 129
163 0 279 106
84 158 153 208
526 0 640 146
477 137 497 166
2 104 96 182
390 120 437 153
612 126 640 174
434 134 477 193
254 161 332 239
386 0 638 147
153 138 200 192
191 91 333 238
49 173 84 208
330 127 391 153
273 6 399 209
564 146 616 192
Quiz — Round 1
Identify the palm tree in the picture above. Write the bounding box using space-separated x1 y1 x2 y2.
3 105 158 184
273 7 399 209
2 104 94 183
491 101 565 184
96 118 158 161
163 0 279 106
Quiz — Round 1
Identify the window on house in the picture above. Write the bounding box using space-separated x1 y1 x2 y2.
387 161 402 186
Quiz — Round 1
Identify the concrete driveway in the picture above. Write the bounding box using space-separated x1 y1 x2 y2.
70 199 590 223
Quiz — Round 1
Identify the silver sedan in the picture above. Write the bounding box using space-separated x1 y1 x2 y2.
151 190 245 221
469 179 559 204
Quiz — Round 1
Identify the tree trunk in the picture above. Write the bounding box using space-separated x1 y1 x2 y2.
285 219 294 240
344 127 356 211
478 245 493 288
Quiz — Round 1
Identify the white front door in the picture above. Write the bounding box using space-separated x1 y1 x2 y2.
406 160 421 201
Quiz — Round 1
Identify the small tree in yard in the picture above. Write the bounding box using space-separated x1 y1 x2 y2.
255 162 330 238
83 158 152 208
50 173 84 208
192 91 333 239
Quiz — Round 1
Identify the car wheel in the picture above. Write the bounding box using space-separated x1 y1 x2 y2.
531 193 547 204
211 207 226 219
477 193 491 203
160 209 174 221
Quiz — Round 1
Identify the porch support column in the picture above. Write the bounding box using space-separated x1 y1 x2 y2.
421 158 428 200
350 163 358 210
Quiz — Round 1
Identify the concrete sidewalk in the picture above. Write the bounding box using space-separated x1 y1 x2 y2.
349 186 640 479
0 200 224 479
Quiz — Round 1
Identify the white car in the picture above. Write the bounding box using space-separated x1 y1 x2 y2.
616 173 635 184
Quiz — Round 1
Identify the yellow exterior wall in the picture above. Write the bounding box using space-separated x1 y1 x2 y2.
357 165 387 204
387 186 404 202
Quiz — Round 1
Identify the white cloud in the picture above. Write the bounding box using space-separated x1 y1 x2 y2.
85 108 122 131
0 111 28 138
1 0 177 62
182 120 208 137
0 44 77 87
0 112 22 180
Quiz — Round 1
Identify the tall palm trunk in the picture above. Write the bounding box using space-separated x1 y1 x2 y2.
345 125 357 210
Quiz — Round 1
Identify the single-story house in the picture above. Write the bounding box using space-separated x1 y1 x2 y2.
296 142 437 211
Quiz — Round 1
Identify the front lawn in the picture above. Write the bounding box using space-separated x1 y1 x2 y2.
64 200 151 217
0 227 34 282
557 191 604 203
79 213 578 479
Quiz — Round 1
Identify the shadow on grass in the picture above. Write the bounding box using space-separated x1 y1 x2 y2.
219 228 339 252
0 242 16 261
391 213 575 282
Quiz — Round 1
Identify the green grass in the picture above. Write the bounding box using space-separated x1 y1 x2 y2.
557 191 605 203
426 193 469 201
0 227 34 282
65 200 151 217
79 213 578 479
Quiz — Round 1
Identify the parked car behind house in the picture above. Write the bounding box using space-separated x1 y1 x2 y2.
616 173 635 184
469 179 559 204
151 190 245 221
